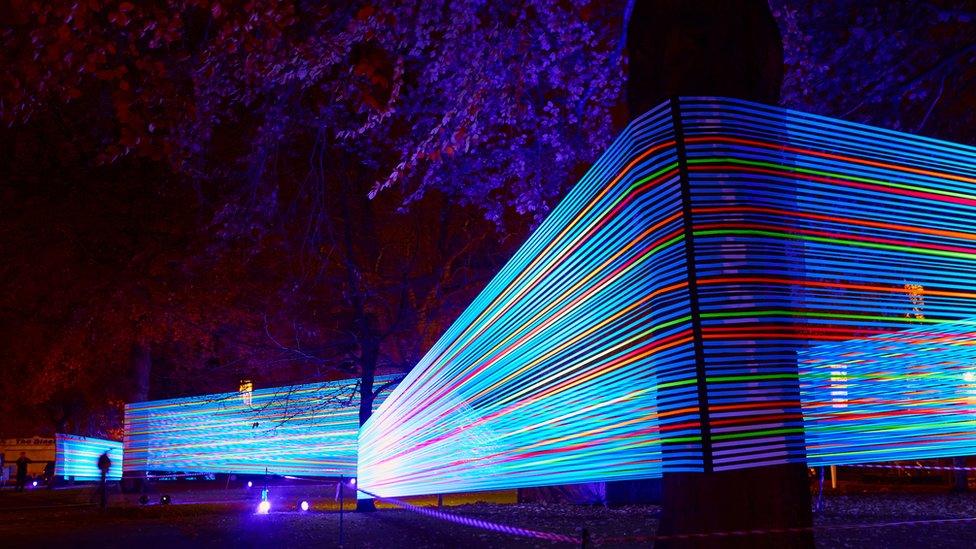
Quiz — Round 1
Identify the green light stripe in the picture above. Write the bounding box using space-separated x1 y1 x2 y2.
695 228 976 260
710 428 804 441
688 157 976 202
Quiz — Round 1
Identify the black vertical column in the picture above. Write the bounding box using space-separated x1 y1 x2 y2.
670 97 713 473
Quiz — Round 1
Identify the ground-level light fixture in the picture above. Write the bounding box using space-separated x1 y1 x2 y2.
257 500 271 514
300 500 309 512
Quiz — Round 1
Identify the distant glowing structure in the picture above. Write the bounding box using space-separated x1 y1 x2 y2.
800 318 976 465
358 97 976 498
124 375 401 477
55 433 123 481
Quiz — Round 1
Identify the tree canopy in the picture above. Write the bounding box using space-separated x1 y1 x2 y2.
2 0 974 437
2 1 625 223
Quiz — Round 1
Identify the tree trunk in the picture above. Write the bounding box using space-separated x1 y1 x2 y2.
626 0 782 114
952 456 968 492
124 342 152 493
132 343 152 402
628 2 813 547
53 408 70 434
356 339 379 512
659 466 813 548
358 347 376 427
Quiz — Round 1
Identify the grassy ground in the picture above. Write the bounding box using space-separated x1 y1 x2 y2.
0 484 647 548
4 482 976 547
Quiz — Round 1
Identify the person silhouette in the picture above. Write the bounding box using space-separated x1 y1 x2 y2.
97 451 112 508
15 452 32 492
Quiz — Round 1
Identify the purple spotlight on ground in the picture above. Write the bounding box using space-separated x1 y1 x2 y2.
300 500 309 512
257 500 271 514
247 481 252 488
32 480 38 487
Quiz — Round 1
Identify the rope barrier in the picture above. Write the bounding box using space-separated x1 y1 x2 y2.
596 515 976 544
355 487 580 544
844 463 976 472
281 475 339 483
138 472 213 480
357 483 976 546
136 472 338 482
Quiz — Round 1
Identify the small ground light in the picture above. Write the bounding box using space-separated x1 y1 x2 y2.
349 478 356 486
247 481 252 488
160 494 171 505
256 488 270 514
32 481 38 487
300 500 309 512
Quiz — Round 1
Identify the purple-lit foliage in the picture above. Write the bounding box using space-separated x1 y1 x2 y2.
2 1 626 224
1 1 632 435
772 0 976 141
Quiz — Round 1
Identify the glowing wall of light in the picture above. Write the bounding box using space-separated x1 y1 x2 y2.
55 433 123 481
677 97 976 469
124 375 400 476
359 101 703 498
800 319 976 465
359 97 976 498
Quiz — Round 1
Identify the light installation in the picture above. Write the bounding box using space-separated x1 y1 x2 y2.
358 97 976 498
679 99 976 469
800 315 976 465
55 433 123 481
360 101 695 496
124 375 401 476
